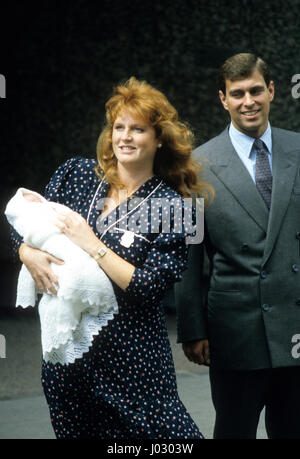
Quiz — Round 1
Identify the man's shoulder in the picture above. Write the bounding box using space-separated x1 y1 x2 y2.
194 126 300 160
193 127 229 161
272 126 300 148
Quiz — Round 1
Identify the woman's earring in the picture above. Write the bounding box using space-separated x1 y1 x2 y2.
158 143 162 148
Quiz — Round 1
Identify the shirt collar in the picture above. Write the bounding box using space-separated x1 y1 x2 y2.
229 122 272 159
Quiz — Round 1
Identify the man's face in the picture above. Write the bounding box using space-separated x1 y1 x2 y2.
219 68 274 138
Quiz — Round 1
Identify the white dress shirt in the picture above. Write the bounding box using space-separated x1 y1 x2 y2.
229 122 273 183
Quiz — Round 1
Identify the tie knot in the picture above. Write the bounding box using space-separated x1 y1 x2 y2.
253 138 267 153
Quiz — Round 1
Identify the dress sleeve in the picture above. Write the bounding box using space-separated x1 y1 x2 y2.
125 230 188 305
44 156 82 204
10 226 23 263
9 157 81 261
175 241 208 342
125 198 196 305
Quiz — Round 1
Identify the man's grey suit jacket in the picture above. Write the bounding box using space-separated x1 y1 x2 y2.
175 126 300 370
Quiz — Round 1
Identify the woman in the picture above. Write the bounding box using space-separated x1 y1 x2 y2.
13 77 208 439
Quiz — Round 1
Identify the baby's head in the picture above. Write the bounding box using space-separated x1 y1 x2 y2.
23 193 43 203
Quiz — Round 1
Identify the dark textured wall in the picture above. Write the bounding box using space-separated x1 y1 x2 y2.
0 0 300 305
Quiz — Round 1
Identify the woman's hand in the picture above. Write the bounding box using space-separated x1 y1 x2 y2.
55 210 99 255
19 243 64 295
55 209 135 290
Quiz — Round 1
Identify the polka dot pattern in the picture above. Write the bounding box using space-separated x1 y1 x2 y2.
12 157 203 439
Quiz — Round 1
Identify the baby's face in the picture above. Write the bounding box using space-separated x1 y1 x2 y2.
24 193 42 203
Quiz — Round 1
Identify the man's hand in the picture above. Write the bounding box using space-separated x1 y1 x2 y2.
182 339 210 366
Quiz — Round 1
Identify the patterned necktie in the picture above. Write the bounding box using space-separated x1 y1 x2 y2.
254 138 272 209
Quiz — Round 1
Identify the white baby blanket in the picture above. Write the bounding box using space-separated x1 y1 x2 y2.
5 188 118 365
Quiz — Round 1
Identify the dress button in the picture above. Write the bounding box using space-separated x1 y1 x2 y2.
262 304 270 311
241 243 249 251
260 271 267 279
296 232 300 240
292 264 299 273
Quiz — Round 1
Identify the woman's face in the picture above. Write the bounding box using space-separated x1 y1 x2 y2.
112 110 159 173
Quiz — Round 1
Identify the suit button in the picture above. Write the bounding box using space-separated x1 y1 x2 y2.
296 232 300 240
241 243 249 251
292 264 299 273
262 304 270 311
296 298 300 306
260 271 267 279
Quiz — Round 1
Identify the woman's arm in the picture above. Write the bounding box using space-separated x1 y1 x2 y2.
13 158 83 293
55 205 188 297
91 242 135 291
19 243 64 294
55 211 135 290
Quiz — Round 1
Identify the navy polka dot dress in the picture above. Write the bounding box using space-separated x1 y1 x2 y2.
11 157 204 439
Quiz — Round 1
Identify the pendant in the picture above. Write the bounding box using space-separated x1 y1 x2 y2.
120 231 135 248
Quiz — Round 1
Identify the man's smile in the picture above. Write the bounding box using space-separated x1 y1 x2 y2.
241 109 260 118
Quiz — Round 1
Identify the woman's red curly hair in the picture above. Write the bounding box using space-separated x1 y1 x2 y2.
95 77 213 201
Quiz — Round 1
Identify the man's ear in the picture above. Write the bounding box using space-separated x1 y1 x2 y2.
268 80 275 102
219 90 229 111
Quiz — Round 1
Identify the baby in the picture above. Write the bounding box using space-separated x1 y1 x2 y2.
5 188 118 365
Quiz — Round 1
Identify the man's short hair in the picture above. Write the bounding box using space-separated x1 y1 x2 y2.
218 53 271 94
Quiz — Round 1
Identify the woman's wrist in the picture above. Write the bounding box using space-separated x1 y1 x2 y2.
92 245 108 262
18 243 27 262
88 240 107 261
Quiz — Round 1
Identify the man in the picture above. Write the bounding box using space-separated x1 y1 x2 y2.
175 53 300 439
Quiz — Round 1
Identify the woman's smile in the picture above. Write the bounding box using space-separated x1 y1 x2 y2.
118 145 137 153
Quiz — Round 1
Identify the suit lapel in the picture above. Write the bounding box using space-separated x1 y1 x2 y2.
262 132 300 265
210 131 269 232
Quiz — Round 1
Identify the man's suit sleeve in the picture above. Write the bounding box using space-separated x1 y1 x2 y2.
175 240 208 343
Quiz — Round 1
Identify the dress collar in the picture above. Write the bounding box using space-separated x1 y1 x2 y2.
99 174 163 200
